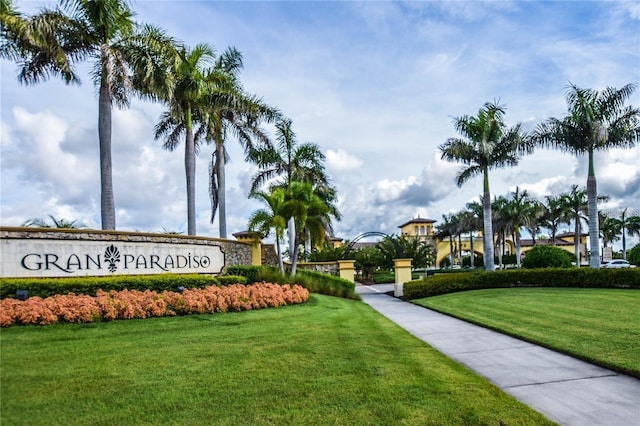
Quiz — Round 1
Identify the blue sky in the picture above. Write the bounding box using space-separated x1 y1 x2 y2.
1 0 639 249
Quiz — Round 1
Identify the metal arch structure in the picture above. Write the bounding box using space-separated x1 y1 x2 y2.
344 231 389 252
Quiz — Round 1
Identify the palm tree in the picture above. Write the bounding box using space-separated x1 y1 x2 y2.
5 0 171 230
439 102 529 271
435 214 456 267
533 83 640 268
153 46 279 238
251 119 324 189
153 43 235 235
525 199 545 247
465 200 484 267
1 0 78 83
617 209 640 260
458 209 480 267
377 234 434 270
599 212 621 250
251 119 340 257
560 185 588 266
201 47 280 238
248 188 289 273
491 195 510 269
626 215 640 258
22 215 86 229
505 187 540 267
541 195 569 245
283 181 330 275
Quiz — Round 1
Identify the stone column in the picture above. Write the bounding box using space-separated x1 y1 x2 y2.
337 260 355 283
394 258 412 297
232 231 262 266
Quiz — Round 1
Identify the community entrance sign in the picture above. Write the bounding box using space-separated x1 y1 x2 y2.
1 239 225 278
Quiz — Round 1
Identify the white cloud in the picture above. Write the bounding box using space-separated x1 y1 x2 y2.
6 107 95 195
326 149 363 171
1 1 638 242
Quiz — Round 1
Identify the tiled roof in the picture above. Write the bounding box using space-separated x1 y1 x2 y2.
556 231 587 238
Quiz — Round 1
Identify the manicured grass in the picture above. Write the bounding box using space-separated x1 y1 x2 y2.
414 288 640 378
1 295 553 425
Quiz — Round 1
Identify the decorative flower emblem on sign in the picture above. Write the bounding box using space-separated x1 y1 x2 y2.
104 245 121 272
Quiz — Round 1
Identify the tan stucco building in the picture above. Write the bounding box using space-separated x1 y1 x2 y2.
398 217 588 267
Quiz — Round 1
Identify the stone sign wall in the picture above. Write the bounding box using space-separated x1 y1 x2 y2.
0 228 252 278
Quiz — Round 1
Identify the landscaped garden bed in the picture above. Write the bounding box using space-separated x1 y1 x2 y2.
0 283 308 327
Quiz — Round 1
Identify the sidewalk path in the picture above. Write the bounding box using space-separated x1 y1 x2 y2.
356 284 640 426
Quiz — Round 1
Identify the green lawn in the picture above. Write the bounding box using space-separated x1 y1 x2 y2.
0 294 553 425
414 288 640 377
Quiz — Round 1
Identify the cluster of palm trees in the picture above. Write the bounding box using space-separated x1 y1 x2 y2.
437 185 640 269
600 208 640 261
2 0 336 241
440 84 639 270
247 119 339 275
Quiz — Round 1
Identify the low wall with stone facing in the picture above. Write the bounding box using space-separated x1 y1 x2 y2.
261 243 280 268
293 261 339 276
0 227 252 278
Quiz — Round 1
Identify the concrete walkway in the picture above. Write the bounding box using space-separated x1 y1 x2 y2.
356 284 640 426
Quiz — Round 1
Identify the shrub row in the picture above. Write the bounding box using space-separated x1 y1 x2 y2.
0 274 247 299
225 265 262 283
0 283 309 327
227 266 357 299
403 268 640 299
294 269 356 298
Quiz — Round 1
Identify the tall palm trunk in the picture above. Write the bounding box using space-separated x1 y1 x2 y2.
290 229 300 276
215 140 227 238
496 233 504 269
98 74 115 230
288 217 296 275
620 210 627 260
515 233 522 268
275 238 284 274
185 106 196 235
449 236 454 266
574 217 581 267
483 171 495 271
587 150 599 268
304 228 312 261
469 231 474 267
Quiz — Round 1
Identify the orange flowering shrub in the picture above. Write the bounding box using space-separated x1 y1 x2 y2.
0 282 309 327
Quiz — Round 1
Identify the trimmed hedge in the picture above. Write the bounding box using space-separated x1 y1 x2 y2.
295 269 356 298
403 268 640 300
225 265 262 283
0 274 247 299
227 266 357 299
373 271 395 284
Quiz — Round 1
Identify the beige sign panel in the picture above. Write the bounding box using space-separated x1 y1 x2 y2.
1 239 225 278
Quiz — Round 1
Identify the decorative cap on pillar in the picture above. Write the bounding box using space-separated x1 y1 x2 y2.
232 230 263 242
